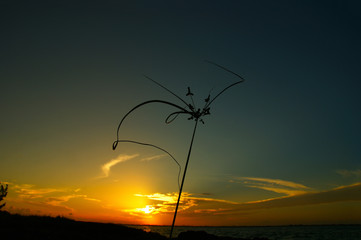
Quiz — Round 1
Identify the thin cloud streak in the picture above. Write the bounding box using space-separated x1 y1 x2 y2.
220 182 361 215
251 186 309 196
140 154 166 162
125 192 236 217
100 154 138 178
337 169 361 177
99 154 163 178
124 183 361 219
5 183 102 217
240 177 309 189
173 183 361 218
12 184 66 199
232 176 311 196
187 196 238 205
46 194 101 207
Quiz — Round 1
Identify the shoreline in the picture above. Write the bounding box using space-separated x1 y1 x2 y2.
127 223 361 227
0 211 269 240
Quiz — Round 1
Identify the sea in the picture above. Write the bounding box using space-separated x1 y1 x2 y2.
129 225 361 240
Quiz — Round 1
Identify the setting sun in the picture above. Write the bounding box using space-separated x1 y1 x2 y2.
140 205 155 214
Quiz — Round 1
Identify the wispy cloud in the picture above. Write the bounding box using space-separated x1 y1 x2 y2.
337 169 361 178
124 192 178 216
227 182 361 214
232 177 311 196
5 183 101 216
134 192 178 204
131 183 361 218
12 184 66 199
45 194 101 207
100 154 138 178
140 154 166 162
187 196 238 205
125 192 238 217
156 183 361 218
243 177 309 189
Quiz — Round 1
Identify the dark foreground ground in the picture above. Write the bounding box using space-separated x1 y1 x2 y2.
0 211 268 240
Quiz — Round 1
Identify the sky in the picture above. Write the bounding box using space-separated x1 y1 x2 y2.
1 0 361 226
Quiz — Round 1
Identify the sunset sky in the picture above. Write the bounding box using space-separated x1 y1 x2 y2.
1 1 361 226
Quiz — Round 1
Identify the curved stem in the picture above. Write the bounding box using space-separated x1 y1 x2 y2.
205 80 243 109
169 119 199 239
143 75 190 108
114 100 190 149
165 111 189 124
204 60 246 81
204 60 245 109
114 139 182 190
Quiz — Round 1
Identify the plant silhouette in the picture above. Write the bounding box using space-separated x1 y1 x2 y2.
0 182 8 210
113 60 245 239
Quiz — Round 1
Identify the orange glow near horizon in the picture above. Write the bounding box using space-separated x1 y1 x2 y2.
3 180 361 226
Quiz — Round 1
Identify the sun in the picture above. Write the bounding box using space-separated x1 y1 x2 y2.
123 204 159 216
140 205 155 214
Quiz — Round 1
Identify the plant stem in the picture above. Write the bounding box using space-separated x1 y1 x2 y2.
169 119 199 239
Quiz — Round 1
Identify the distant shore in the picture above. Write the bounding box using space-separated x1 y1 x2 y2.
0 211 268 240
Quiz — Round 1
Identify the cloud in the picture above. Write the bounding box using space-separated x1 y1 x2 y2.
337 169 361 177
186 196 238 205
99 154 165 178
232 177 311 196
100 154 138 178
5 200 73 216
218 182 361 215
128 182 361 219
160 183 361 217
193 208 230 214
45 194 101 207
200 193 213 196
134 193 178 204
12 184 66 199
10 184 100 203
125 192 238 217
5 183 101 217
242 177 309 189
140 154 166 162
124 192 178 217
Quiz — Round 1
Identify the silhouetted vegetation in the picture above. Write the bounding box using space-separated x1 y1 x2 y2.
0 211 166 240
113 61 245 239
0 182 8 209
0 211 269 240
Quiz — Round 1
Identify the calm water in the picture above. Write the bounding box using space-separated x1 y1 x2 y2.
129 225 361 240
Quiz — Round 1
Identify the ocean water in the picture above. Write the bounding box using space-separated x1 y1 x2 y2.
129 225 361 240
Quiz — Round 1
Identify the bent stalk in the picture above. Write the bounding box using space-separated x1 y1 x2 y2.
169 119 199 239
112 61 245 239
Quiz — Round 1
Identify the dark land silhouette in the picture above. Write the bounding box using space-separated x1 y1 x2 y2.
0 211 269 240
